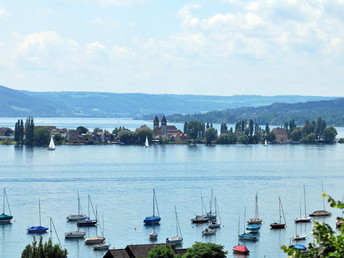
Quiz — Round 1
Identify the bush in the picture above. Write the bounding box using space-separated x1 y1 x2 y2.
21 236 68 258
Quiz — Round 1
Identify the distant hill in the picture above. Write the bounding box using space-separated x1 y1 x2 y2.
0 85 337 118
167 98 344 126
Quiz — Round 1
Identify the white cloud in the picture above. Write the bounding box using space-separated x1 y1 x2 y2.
0 7 9 17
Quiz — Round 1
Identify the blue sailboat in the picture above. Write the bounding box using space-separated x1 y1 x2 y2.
239 206 258 241
144 189 161 225
246 223 261 233
27 199 48 234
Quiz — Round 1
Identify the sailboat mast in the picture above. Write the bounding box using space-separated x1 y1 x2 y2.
243 206 246 232
2 188 5 214
255 193 259 219
279 197 282 223
39 199 41 226
237 216 240 245
201 193 204 215
303 185 307 217
321 180 326 210
210 189 213 214
152 189 155 217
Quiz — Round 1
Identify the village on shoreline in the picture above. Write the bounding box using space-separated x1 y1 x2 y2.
0 116 341 146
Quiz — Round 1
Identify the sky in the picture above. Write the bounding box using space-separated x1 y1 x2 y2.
0 0 344 96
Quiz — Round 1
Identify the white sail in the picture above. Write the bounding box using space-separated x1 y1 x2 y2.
144 136 149 148
48 136 56 150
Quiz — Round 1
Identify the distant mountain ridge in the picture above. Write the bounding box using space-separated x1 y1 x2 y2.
0 85 337 118
167 98 344 126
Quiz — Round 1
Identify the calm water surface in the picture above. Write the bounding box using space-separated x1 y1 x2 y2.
0 143 343 258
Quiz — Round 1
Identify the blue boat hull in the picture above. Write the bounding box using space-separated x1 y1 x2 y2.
27 226 49 234
144 216 161 225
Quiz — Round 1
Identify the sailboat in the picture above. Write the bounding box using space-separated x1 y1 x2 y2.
166 206 183 246
144 136 149 148
0 188 13 223
66 193 88 222
85 208 105 245
208 197 221 228
239 206 258 241
27 199 49 233
248 192 263 225
233 216 250 255
270 197 286 229
292 212 307 241
205 189 217 220
93 216 110 251
47 136 56 150
309 180 332 217
143 189 161 225
295 185 312 223
77 195 98 227
65 193 86 239
264 139 268 146
191 193 210 223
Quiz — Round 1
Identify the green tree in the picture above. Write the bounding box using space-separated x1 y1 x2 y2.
266 131 276 142
187 121 202 143
183 242 227 258
184 122 188 134
220 123 227 133
301 133 316 144
53 133 63 144
290 127 302 141
238 134 249 144
282 194 344 257
25 117 35 145
34 126 51 146
136 127 153 144
118 129 136 144
148 245 177 258
217 133 230 144
76 126 89 134
323 126 337 143
93 128 103 133
21 236 67 258
205 127 218 144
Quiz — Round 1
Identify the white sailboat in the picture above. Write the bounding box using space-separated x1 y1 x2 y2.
65 193 86 239
93 216 110 251
295 185 312 223
144 136 149 148
208 197 221 228
84 208 105 245
292 204 307 241
47 136 56 150
166 206 183 246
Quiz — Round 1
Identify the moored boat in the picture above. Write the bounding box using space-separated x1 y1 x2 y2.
166 206 183 246
93 244 110 251
77 195 98 227
246 223 261 233
0 188 13 223
202 227 216 235
27 199 48 234
144 189 161 225
270 197 286 229
84 236 105 245
65 230 86 239
247 192 263 225
295 185 312 223
191 215 209 224
310 180 331 217
233 244 250 255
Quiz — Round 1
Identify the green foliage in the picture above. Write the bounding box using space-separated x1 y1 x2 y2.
185 121 204 143
266 131 276 142
238 134 249 144
148 245 178 258
301 133 316 144
205 127 218 144
93 128 103 133
118 129 136 144
75 126 88 134
25 117 35 145
21 236 68 258
182 242 227 258
338 138 344 143
323 126 337 143
281 195 344 257
15 119 24 143
34 126 51 146
53 133 63 144
136 127 153 144
290 127 302 141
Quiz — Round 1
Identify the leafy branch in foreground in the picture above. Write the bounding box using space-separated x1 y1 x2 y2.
281 194 344 257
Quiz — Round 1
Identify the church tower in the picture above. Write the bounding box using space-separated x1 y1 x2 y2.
161 115 167 135
153 115 159 130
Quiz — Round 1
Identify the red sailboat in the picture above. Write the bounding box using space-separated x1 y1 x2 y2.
233 216 250 255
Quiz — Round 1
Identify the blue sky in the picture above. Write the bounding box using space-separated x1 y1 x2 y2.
0 0 343 96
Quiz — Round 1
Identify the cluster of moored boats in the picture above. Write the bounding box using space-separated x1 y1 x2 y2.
1 183 343 256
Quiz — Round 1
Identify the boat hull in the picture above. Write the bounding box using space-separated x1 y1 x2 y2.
166 236 183 245
65 231 86 239
84 236 105 245
0 213 13 223
93 244 110 251
239 233 258 241
27 226 49 234
309 210 332 217
77 219 97 227
144 216 161 225
270 223 286 229
247 218 262 225
295 217 312 223
233 245 250 254
66 215 88 222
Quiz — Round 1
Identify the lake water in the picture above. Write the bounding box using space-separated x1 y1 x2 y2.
0 118 343 258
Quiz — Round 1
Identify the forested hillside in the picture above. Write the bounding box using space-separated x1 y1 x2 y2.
167 98 344 126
